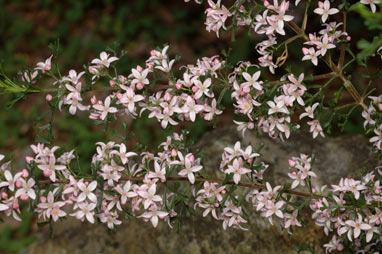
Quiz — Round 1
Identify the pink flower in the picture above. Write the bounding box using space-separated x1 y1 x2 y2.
194 78 213 99
37 156 66 182
51 203 66 222
299 103 319 119
72 202 97 223
284 210 301 229
35 55 53 72
242 71 263 91
0 170 22 191
182 97 204 122
100 211 122 229
93 96 118 120
302 47 320 66
115 181 137 205
77 181 98 203
204 99 223 121
317 34 336 56
119 88 144 113
178 155 202 184
91 52 118 68
110 144 137 165
141 184 162 209
15 178 36 200
225 158 251 184
314 0 339 23
139 206 168 228
345 215 372 240
63 70 85 84
265 201 284 219
147 161 167 182
360 0 380 13
267 100 289 115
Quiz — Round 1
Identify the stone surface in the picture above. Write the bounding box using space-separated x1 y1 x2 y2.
23 127 379 254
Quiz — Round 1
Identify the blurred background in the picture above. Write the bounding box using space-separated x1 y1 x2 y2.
0 0 381 252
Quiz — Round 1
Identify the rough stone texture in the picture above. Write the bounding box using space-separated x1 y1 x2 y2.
23 127 379 254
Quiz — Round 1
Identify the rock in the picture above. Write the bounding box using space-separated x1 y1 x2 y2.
24 127 379 254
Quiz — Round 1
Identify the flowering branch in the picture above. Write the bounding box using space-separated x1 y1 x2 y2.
38 176 324 199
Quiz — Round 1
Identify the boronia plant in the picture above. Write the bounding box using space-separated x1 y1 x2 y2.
0 0 382 253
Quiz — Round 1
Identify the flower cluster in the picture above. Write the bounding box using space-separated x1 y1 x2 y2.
312 169 382 252
362 95 382 153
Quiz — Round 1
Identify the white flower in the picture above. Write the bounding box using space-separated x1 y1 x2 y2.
361 0 380 13
139 207 168 228
178 156 202 184
93 96 118 120
119 88 144 113
299 103 319 119
0 170 22 191
115 181 137 205
314 0 339 23
225 158 251 184
345 215 372 240
35 55 53 72
91 52 118 68
267 100 289 115
15 178 36 200
77 181 98 203
131 68 150 87
302 47 320 66
72 202 97 223
194 78 213 99
182 97 204 122
242 71 263 91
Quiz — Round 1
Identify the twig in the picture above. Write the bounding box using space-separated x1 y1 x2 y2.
38 176 324 199
338 11 347 69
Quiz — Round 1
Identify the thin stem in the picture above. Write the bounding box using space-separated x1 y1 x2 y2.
338 11 347 69
268 72 336 86
284 19 368 110
38 176 324 199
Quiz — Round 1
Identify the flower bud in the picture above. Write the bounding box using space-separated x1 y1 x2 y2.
337 244 344 251
25 156 34 164
175 83 182 90
20 193 28 200
248 122 254 129
13 201 19 209
192 86 198 93
43 170 51 177
116 93 123 100
22 169 29 178
109 80 116 87
136 65 143 72
40 196 47 203
136 83 144 90
1 192 8 199
91 96 97 104
164 92 171 101
171 149 177 157
288 159 296 167
16 180 23 188
45 94 53 101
